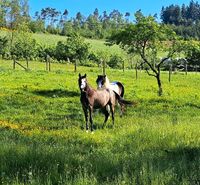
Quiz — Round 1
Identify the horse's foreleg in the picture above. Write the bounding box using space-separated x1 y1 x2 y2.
89 106 93 132
102 108 110 128
83 107 89 131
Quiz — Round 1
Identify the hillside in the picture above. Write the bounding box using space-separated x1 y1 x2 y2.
0 31 123 55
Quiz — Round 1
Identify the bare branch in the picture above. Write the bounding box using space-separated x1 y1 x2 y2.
145 68 157 77
140 53 158 75
157 49 176 69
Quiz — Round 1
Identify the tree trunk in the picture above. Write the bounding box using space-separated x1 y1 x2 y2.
156 73 163 96
135 63 138 80
102 60 106 75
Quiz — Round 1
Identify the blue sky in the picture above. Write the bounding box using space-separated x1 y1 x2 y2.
29 0 191 19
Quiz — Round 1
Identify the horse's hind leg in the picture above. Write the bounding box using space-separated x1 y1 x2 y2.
110 104 115 126
120 104 125 117
102 108 110 128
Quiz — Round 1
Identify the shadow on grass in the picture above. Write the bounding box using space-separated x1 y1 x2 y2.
1 130 200 185
145 98 174 105
184 102 200 109
33 89 80 98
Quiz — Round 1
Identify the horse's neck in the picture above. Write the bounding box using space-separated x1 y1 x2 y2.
84 84 94 96
104 77 110 88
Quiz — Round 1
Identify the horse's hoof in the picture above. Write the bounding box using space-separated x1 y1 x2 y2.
86 130 89 133
91 131 94 134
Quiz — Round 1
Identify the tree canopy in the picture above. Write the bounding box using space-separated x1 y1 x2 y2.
108 12 182 95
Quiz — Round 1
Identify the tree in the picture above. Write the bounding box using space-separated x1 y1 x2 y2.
20 0 30 24
0 0 9 27
0 36 9 57
125 12 130 23
8 0 21 29
55 33 90 71
107 54 124 69
184 40 200 66
10 24 37 61
40 7 60 28
61 20 74 36
108 13 182 96
74 12 84 31
59 9 68 29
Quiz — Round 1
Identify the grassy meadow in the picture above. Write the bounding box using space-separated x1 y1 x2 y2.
0 31 123 55
0 59 200 184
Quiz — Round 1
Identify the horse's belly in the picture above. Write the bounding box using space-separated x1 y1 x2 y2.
93 99 107 109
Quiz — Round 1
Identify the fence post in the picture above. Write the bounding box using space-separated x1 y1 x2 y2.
102 59 106 75
135 62 138 80
26 58 29 69
185 61 187 75
74 59 77 72
122 60 125 72
46 55 51 71
169 64 172 82
46 56 48 71
13 59 16 70
195 65 198 74
48 57 51 72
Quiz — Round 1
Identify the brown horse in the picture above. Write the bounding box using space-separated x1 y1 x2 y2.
78 73 132 132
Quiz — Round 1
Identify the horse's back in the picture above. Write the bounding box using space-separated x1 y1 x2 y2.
109 82 124 97
93 88 111 108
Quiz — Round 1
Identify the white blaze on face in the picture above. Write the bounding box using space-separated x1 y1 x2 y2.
81 79 86 89
97 81 103 88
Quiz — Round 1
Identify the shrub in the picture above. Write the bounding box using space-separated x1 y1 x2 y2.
107 54 123 69
55 33 90 63
10 31 37 60
0 36 9 58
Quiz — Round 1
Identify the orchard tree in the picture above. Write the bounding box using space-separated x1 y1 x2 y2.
10 24 37 61
55 33 90 71
184 40 200 66
108 12 182 96
0 36 9 57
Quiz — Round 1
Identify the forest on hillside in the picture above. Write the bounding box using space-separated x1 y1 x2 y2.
1 0 200 39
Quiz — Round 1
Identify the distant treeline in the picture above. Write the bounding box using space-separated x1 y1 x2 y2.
161 0 200 39
0 0 200 39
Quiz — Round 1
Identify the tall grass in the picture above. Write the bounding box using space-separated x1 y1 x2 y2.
0 60 200 184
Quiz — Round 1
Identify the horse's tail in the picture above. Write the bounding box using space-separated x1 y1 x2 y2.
116 82 124 98
114 91 135 106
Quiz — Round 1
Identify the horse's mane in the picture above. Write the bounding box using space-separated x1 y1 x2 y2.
104 76 110 88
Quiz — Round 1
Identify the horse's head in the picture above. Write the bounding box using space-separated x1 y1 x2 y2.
78 73 87 91
96 75 106 88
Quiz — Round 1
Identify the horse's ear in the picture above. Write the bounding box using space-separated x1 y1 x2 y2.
84 74 87 78
79 73 81 78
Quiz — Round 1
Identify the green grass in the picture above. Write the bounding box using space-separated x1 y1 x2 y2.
0 31 123 55
0 60 200 185
33 33 122 53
